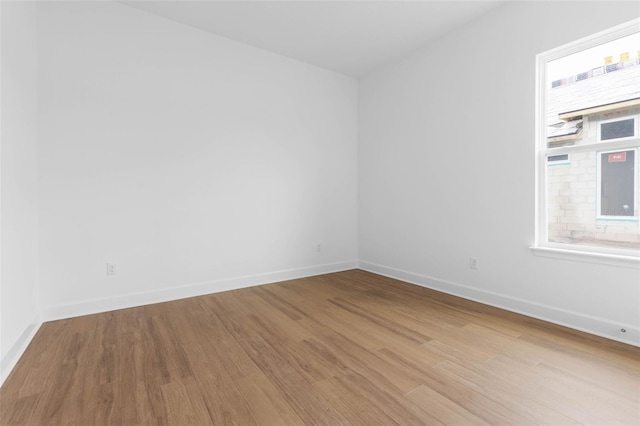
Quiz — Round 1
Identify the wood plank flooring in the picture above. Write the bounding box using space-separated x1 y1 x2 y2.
1 269 639 425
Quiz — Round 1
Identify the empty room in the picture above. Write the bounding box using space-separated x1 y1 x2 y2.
1 0 639 424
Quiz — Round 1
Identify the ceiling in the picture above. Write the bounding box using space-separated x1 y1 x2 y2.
121 1 507 77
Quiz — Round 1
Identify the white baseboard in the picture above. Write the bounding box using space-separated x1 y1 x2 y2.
358 261 640 347
42 261 358 322
0 316 42 387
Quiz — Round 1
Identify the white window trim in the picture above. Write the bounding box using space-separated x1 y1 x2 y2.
597 114 639 143
533 18 640 268
531 246 640 268
596 147 639 221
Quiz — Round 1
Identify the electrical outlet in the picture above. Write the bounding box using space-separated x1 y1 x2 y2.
316 243 322 252
106 262 116 276
469 257 479 270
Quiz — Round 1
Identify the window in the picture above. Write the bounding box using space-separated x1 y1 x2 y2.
547 154 570 166
598 115 638 141
535 20 640 265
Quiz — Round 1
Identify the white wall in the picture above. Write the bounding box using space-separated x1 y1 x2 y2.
0 1 41 382
37 1 358 319
358 1 640 345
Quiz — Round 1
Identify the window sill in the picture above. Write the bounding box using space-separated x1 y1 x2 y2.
530 246 640 268
595 217 639 223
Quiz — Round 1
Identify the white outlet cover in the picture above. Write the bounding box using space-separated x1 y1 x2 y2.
106 263 116 275
469 258 479 269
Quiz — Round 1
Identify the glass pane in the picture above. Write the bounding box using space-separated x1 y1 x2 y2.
547 151 639 249
545 32 640 149
548 154 569 163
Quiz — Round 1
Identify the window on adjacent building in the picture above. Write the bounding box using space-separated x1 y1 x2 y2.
598 149 637 218
535 20 640 262
598 115 637 141
547 154 570 166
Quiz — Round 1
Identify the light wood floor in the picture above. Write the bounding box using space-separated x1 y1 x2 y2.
1 270 639 425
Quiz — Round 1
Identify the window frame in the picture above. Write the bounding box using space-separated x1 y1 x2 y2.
533 19 640 267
